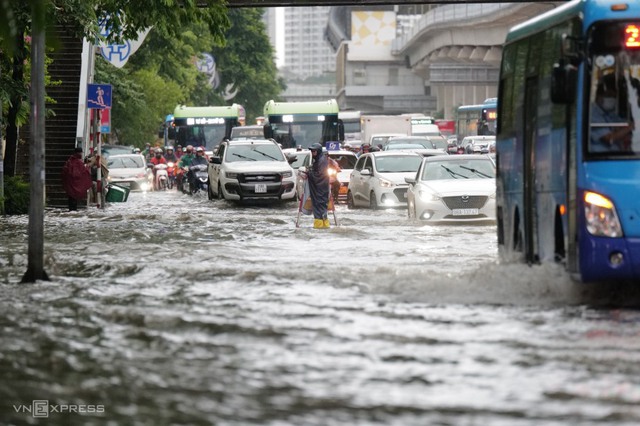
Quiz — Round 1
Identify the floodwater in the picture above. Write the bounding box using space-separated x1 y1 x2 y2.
2 190 640 425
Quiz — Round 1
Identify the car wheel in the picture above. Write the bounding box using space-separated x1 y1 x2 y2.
347 190 356 209
407 201 413 218
369 191 378 210
217 182 225 200
208 181 215 200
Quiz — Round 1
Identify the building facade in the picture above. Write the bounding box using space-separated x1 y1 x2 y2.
283 6 335 81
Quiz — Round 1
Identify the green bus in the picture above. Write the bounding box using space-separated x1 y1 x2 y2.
263 99 344 149
171 104 245 151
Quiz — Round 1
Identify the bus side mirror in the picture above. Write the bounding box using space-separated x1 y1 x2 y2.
551 60 577 104
263 124 273 139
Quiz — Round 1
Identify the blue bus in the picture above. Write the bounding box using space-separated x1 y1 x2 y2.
496 0 640 283
456 98 497 139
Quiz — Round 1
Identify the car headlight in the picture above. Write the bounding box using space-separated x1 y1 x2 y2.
379 178 394 188
584 191 623 237
418 189 440 202
281 171 293 178
226 171 238 179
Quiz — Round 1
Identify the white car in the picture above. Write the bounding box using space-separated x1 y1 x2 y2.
208 139 296 202
106 153 151 192
347 151 424 209
369 133 407 149
462 135 496 154
384 135 448 152
405 154 496 223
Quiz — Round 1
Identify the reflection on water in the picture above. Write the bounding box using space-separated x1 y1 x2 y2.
1 191 640 425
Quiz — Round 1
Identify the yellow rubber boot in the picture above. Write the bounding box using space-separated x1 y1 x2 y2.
323 218 331 228
313 219 324 229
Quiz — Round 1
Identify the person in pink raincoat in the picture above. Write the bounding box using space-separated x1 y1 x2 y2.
61 147 92 211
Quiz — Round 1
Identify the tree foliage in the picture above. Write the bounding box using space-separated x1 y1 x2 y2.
213 8 285 123
104 7 284 143
2 1 284 152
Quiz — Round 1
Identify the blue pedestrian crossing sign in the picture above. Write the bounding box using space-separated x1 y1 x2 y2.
87 84 112 109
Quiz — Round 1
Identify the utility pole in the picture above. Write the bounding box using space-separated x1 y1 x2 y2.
0 0 3 211
22 2 49 283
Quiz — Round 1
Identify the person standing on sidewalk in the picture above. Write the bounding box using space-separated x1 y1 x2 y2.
61 147 92 211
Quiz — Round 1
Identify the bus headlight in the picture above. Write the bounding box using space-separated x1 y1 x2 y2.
584 191 623 237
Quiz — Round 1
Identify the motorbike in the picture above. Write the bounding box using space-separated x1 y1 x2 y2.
182 164 209 195
153 163 169 191
166 162 178 190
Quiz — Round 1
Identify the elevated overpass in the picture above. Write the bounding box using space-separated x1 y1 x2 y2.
391 2 559 116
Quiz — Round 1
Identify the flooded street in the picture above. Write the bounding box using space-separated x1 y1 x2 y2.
2 190 640 425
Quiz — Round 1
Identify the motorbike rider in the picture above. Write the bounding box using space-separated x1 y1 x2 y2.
175 145 184 159
186 147 209 189
164 146 178 163
150 148 167 190
177 145 195 189
327 155 341 203
143 143 154 162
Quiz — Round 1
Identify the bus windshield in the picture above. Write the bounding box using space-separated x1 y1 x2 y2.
588 23 640 157
177 124 227 152
270 122 325 149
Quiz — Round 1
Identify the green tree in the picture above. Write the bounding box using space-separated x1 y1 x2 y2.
213 8 285 123
1 0 230 174
118 8 284 138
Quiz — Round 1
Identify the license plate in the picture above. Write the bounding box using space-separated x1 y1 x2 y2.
255 183 267 193
453 208 479 216
118 182 130 187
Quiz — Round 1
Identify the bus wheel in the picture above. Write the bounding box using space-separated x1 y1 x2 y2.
513 210 523 253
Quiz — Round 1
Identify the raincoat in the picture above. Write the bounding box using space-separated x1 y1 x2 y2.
308 151 330 219
61 153 92 199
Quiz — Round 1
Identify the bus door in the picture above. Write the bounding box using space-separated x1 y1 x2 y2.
523 77 539 264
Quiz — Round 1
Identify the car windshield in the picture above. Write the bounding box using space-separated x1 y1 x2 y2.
375 155 422 173
421 159 496 180
287 153 308 169
328 154 357 169
226 144 285 162
371 136 397 146
107 156 144 169
384 143 427 151
428 137 448 150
